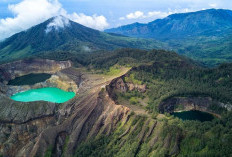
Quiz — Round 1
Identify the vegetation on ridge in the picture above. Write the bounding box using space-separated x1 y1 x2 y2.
70 48 232 157
106 9 232 66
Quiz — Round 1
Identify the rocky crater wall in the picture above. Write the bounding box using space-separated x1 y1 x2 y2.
0 59 80 125
159 97 231 115
0 59 78 96
5 72 78 96
0 58 72 84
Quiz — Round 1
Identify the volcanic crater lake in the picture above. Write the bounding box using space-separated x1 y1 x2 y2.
8 73 52 86
171 110 215 122
11 87 75 103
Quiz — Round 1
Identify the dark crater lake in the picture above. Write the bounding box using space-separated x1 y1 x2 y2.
8 73 52 86
171 110 215 122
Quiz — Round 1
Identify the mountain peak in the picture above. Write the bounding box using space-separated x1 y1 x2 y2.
106 9 232 39
45 15 71 33
166 8 232 19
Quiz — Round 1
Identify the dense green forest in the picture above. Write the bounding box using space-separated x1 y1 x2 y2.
74 112 232 157
105 9 232 66
39 48 232 112
64 48 232 157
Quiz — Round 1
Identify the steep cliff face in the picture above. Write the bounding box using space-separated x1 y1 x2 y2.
72 75 183 157
107 76 146 103
159 97 230 115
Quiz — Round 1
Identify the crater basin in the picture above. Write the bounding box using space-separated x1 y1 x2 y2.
171 110 215 122
8 73 52 86
11 87 75 103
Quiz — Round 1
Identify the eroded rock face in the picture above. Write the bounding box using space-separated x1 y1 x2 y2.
53 132 68 157
127 83 146 93
19 79 130 157
0 116 56 156
0 64 131 157
0 82 6 93
107 76 146 102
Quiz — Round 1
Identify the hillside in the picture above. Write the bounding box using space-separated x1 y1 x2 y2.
1 48 232 156
106 9 232 66
0 16 165 64
1 0 232 155
75 48 232 156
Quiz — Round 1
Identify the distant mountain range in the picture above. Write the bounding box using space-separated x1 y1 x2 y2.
0 16 164 64
106 9 232 40
1 9 232 66
106 9 232 66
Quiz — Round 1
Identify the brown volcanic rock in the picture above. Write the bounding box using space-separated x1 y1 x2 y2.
26 76 131 157
0 64 187 157
0 64 131 156
126 83 146 93
0 94 57 124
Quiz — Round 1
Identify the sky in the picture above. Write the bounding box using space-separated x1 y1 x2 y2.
0 0 232 40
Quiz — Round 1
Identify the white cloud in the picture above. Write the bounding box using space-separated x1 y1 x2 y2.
120 8 195 21
45 15 70 33
126 11 145 19
121 10 170 20
209 3 218 8
68 13 109 30
119 17 125 20
82 45 91 52
147 11 170 19
0 0 64 40
0 0 109 41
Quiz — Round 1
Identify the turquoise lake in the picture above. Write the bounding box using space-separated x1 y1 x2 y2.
11 87 75 103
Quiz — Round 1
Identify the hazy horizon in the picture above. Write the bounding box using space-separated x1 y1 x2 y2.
0 0 232 40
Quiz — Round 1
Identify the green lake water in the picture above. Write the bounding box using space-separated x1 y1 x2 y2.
171 110 215 122
11 87 75 103
8 73 52 86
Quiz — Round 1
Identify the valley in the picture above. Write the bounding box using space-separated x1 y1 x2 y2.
106 9 232 66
